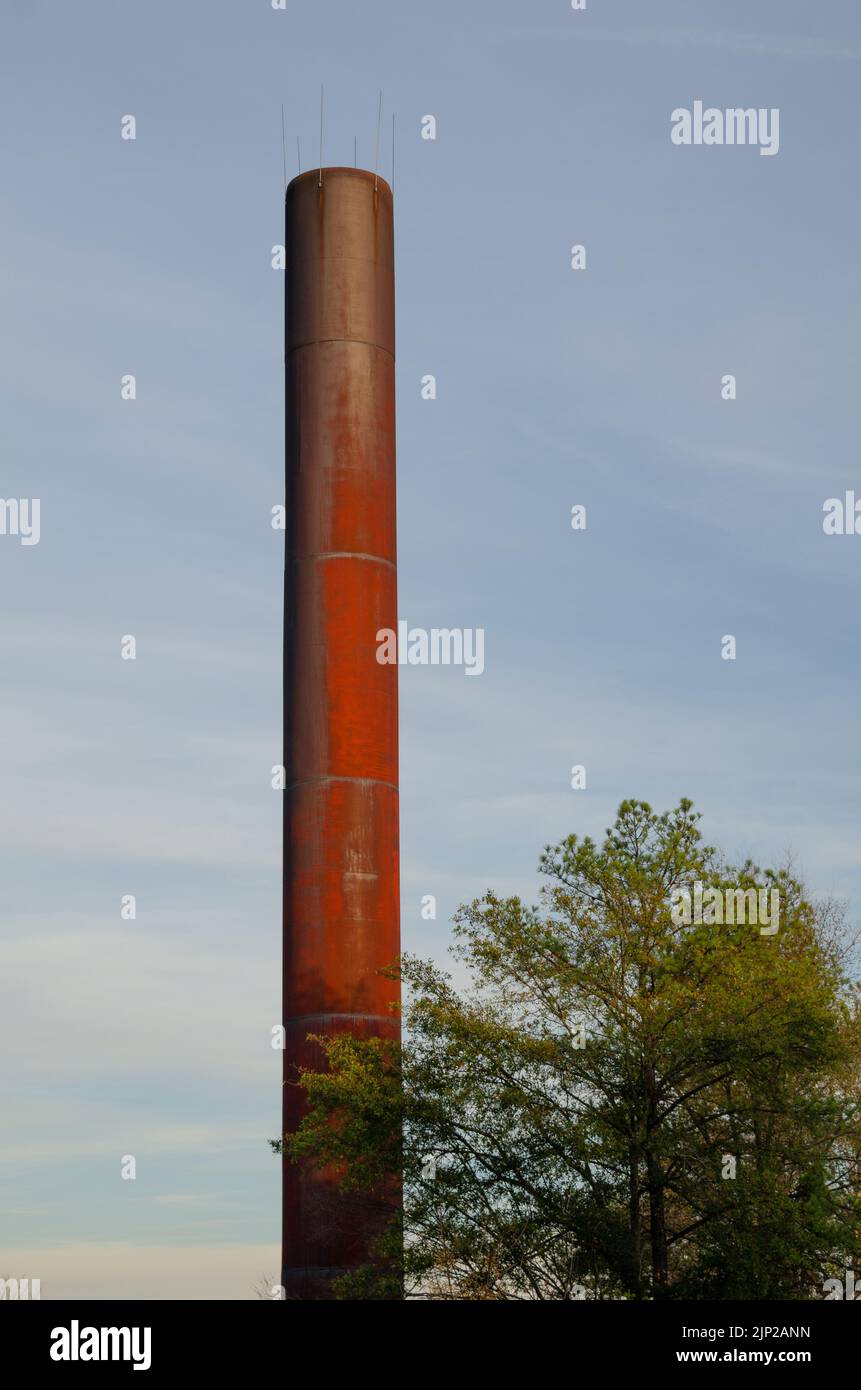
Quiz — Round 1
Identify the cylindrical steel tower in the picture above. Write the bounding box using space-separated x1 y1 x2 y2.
282 167 400 1299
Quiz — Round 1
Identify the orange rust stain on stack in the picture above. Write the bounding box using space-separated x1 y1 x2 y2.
282 169 400 1299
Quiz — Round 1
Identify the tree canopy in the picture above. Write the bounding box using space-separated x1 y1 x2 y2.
280 799 861 1299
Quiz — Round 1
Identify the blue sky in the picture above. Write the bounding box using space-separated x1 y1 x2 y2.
1 0 860 1298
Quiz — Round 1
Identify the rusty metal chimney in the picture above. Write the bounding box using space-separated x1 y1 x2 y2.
281 167 400 1299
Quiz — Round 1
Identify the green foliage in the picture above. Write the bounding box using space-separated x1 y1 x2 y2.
280 799 861 1299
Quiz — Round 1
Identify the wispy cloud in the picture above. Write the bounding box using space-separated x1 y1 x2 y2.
575 28 861 61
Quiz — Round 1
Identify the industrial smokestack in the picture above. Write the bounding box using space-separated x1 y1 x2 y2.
282 167 400 1299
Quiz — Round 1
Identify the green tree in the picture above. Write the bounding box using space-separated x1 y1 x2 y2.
280 800 861 1299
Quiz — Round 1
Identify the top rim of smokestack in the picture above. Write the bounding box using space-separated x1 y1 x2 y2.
286 167 393 198
284 163 395 357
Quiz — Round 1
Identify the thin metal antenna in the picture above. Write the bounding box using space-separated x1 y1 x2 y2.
374 89 382 190
318 85 324 187
354 135 357 168
281 104 287 191
391 112 395 191
296 136 301 175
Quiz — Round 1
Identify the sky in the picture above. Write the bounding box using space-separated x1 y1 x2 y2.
1 0 860 1299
